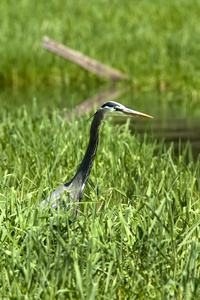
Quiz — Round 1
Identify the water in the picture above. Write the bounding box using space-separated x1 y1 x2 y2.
1 86 200 160
133 117 200 160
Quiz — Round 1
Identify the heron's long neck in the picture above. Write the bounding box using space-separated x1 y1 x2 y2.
72 112 103 192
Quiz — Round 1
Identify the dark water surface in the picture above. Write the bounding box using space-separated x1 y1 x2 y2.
1 86 200 160
132 117 200 161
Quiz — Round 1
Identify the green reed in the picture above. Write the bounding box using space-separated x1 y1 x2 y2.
0 104 199 299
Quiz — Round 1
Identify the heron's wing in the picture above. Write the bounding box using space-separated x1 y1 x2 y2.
40 184 81 210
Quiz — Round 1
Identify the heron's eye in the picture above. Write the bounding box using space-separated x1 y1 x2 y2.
114 107 121 111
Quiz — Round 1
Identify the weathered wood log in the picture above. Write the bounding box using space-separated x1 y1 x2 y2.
42 37 128 81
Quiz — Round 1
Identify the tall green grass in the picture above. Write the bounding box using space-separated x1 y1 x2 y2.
0 104 199 299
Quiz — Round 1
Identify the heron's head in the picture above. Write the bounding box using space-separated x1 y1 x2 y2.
99 101 153 119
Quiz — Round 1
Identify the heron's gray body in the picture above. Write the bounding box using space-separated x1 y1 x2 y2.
40 101 152 213
40 109 102 211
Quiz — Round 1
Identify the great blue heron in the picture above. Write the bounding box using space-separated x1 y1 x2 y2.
41 101 152 214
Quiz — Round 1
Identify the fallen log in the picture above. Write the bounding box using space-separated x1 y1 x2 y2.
42 37 128 81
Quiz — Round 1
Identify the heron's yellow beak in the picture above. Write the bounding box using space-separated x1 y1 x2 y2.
122 108 153 119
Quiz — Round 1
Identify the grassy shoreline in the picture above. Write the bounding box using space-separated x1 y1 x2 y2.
1 0 200 98
1 1 200 298
0 105 199 298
